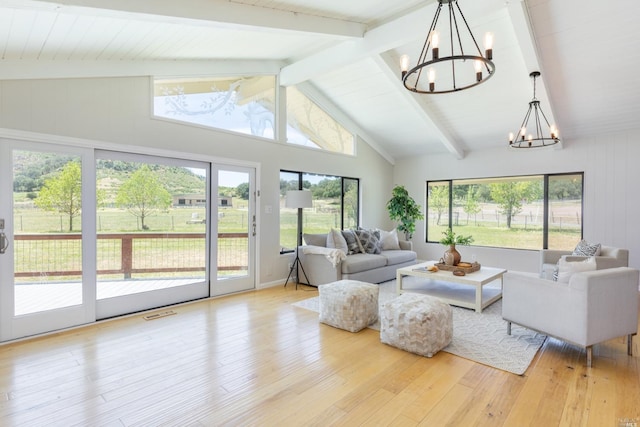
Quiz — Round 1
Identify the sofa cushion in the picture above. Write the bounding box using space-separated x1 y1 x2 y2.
326 228 349 253
355 228 382 254
572 240 601 257
341 253 386 274
303 233 327 247
380 250 417 266
377 228 400 250
341 229 363 254
554 256 596 283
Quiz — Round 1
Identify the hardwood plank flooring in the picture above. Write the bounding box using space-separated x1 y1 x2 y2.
0 285 638 426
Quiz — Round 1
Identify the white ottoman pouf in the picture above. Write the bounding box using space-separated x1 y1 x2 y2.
318 280 379 332
380 293 453 357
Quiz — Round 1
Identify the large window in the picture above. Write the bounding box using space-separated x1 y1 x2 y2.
153 77 356 156
153 76 276 139
286 87 355 155
427 173 583 250
280 170 359 252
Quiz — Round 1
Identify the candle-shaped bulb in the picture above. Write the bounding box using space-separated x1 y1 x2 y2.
400 55 410 72
431 30 439 59
509 132 514 143
520 127 526 140
428 68 436 92
484 32 494 60
474 60 482 82
400 54 410 79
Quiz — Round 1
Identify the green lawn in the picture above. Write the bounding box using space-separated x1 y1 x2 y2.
13 195 582 279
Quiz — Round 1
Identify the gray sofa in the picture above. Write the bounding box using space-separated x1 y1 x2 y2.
296 232 417 286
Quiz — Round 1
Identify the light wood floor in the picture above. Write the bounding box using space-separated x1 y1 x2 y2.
1 285 639 427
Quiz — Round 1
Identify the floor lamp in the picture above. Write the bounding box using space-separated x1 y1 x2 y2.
284 190 312 289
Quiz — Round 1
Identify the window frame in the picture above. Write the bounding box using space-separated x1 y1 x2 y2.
152 74 277 142
426 172 584 250
279 170 360 254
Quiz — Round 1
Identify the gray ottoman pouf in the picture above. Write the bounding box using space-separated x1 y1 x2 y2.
318 280 379 332
380 293 453 357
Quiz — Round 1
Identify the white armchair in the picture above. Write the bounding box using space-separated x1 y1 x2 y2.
540 246 629 279
503 267 639 367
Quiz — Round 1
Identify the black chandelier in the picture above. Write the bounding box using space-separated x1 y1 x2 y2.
400 0 495 94
509 71 560 148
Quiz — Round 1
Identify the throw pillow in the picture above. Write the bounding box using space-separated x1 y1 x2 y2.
303 233 327 247
377 228 400 250
572 239 601 257
355 228 382 254
553 256 596 283
326 228 349 253
341 229 362 254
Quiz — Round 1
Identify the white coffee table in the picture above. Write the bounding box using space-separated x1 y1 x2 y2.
396 261 506 313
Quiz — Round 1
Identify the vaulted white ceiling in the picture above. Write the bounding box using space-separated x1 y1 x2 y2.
0 0 638 163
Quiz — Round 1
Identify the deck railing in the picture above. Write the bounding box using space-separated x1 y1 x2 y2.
14 232 248 278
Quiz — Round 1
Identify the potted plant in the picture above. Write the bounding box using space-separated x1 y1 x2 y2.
439 228 474 266
386 185 424 240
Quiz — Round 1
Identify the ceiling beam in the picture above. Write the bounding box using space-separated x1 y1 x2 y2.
280 4 434 87
8 0 366 38
0 59 284 80
507 0 563 149
374 53 465 160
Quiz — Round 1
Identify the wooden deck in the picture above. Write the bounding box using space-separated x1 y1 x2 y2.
15 278 200 315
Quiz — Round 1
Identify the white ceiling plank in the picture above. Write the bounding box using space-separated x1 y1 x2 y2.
21 0 366 38
373 53 464 160
280 4 434 86
0 59 284 80
507 0 562 149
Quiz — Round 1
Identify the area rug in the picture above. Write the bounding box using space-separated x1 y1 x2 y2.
292 278 546 375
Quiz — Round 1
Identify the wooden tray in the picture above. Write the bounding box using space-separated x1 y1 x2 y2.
434 262 481 273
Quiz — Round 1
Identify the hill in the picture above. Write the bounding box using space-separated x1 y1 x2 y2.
12 152 206 196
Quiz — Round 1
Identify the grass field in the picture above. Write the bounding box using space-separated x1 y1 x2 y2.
12 195 581 282
13 197 251 282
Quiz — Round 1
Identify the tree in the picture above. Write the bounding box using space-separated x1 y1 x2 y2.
428 184 448 225
35 161 82 232
549 177 582 200
489 181 539 228
343 180 358 228
115 165 172 230
312 178 341 199
236 182 250 200
463 186 481 224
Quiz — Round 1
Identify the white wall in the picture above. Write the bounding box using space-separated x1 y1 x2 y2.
393 133 640 273
0 76 395 286
6 75 636 280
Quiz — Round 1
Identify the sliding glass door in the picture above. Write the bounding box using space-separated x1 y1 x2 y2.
1 139 257 341
212 166 256 296
95 151 210 319
0 141 96 341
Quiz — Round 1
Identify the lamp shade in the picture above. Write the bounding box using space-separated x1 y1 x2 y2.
285 190 313 209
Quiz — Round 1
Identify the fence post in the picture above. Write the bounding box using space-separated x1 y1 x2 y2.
122 236 133 279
